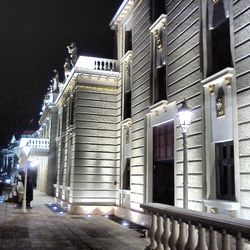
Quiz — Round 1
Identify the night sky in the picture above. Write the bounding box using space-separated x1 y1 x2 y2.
0 0 122 147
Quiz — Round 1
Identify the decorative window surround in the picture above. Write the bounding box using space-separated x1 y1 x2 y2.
202 67 240 216
149 14 167 34
150 15 167 104
145 101 176 203
120 118 132 205
202 67 234 143
119 189 131 209
203 199 240 217
121 51 132 120
120 118 132 159
109 0 134 30
121 50 132 64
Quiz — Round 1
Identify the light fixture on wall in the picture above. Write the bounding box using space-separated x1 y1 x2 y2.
178 99 192 209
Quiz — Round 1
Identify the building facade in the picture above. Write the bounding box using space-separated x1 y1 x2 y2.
36 0 250 223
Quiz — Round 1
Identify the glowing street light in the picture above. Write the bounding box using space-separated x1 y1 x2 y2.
178 99 192 209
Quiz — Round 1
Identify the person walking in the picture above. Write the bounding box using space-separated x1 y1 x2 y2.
16 171 24 206
26 173 33 208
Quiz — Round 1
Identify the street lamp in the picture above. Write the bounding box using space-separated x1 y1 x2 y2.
178 99 192 209
22 144 31 213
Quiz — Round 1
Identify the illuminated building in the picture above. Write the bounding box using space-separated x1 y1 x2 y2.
36 0 250 223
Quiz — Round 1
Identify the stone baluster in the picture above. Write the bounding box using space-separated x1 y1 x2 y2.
105 61 108 71
195 224 207 250
208 227 218 250
145 213 157 250
176 219 186 250
236 233 244 250
94 60 97 70
185 222 196 250
222 230 230 250
101 61 104 70
161 215 171 250
109 62 113 71
168 217 178 250
97 61 100 70
155 214 164 250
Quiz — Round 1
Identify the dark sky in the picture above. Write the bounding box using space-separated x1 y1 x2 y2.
0 0 122 147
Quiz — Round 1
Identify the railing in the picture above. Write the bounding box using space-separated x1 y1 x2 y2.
20 138 49 149
141 203 250 250
75 56 118 72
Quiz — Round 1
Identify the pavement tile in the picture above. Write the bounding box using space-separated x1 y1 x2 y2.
0 190 148 250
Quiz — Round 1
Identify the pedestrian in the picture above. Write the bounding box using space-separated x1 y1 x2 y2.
16 171 24 206
26 173 33 208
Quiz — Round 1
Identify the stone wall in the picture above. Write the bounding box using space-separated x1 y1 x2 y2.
166 0 203 210
234 0 250 219
71 84 120 204
131 0 151 211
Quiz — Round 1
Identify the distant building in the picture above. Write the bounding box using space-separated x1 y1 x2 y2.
0 135 19 178
36 0 250 224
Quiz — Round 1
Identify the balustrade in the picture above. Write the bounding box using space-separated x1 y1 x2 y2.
141 203 250 250
21 138 49 149
75 56 118 72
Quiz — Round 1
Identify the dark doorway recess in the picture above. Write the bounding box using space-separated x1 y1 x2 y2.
153 121 174 205
153 160 174 205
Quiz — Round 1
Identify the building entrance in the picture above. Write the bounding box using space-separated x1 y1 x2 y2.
153 160 174 205
153 121 175 205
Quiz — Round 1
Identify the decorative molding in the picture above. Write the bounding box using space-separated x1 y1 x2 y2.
121 50 132 64
212 0 220 4
149 100 168 115
110 0 134 29
76 84 118 93
208 84 215 93
149 14 167 33
224 76 232 86
120 118 132 127
201 67 234 87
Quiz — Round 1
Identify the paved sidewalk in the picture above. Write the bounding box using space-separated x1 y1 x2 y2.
0 190 149 250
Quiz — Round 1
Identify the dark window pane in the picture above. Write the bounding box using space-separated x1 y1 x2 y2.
124 91 131 119
125 30 132 53
123 158 130 190
150 0 165 22
210 19 233 75
154 66 166 103
215 141 235 201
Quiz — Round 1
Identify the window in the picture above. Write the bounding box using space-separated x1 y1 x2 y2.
57 113 62 137
61 106 67 133
215 141 235 201
150 0 165 22
122 54 132 120
124 91 131 120
125 30 132 53
121 120 131 191
150 15 167 104
154 66 166 104
203 0 233 77
122 158 130 190
69 97 74 126
202 69 237 204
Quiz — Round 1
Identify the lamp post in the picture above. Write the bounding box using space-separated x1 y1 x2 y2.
22 144 31 213
178 99 192 209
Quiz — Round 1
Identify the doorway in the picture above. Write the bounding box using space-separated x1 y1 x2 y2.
153 121 175 205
